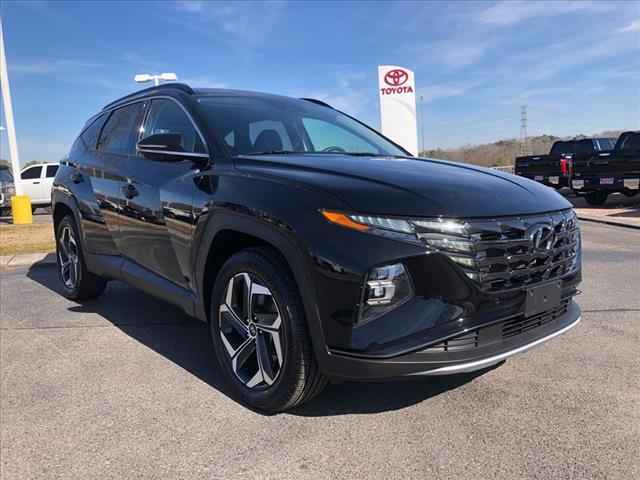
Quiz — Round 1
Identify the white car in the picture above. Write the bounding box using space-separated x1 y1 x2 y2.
20 162 59 212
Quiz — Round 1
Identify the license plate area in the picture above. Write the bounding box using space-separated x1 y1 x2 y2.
525 281 562 317
600 177 614 185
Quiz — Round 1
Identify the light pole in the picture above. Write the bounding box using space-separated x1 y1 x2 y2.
419 95 426 155
1 16 32 224
134 72 178 87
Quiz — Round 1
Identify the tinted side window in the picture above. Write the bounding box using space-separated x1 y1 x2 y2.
622 134 640 151
21 166 42 180
99 103 146 155
80 114 108 150
46 165 59 177
143 99 205 153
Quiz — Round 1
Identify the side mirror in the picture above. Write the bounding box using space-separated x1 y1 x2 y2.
137 133 184 156
136 133 209 164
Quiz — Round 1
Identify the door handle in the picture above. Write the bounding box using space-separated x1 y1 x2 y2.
33 181 40 184
71 172 84 184
122 183 139 199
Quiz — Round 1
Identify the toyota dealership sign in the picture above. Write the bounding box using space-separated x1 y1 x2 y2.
378 65 418 155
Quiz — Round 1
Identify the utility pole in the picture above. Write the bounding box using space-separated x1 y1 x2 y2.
520 105 530 156
419 95 425 156
0 17 22 195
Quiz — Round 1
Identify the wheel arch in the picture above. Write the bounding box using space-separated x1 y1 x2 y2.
194 214 328 367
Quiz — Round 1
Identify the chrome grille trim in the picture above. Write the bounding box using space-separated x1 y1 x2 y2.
413 209 580 293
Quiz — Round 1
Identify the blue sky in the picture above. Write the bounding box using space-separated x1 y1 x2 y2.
1 0 639 165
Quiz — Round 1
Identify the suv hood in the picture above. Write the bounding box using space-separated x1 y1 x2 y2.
235 154 572 218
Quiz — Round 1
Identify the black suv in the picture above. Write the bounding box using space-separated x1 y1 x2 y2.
53 84 582 412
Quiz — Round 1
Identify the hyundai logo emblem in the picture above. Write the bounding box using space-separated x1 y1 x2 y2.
384 69 409 87
527 223 555 251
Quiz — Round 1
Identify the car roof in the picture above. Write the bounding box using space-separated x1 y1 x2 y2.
102 83 330 112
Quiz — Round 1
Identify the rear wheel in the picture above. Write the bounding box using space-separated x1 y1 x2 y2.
210 247 327 413
585 191 608 206
56 215 107 300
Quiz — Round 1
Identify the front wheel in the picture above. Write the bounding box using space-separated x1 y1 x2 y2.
210 247 327 413
56 215 107 300
584 191 608 206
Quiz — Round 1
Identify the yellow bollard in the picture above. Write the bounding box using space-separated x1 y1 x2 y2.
10 195 32 225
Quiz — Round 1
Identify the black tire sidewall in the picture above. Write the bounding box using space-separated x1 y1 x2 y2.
585 192 608 206
210 249 307 413
55 215 86 298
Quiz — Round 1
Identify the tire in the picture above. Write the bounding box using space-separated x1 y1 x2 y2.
210 247 327 413
584 191 608 206
32 205 38 214
55 214 107 300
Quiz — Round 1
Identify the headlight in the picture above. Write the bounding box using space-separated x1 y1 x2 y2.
320 210 469 246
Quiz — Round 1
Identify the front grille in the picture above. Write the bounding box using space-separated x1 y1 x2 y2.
422 299 570 353
414 209 580 293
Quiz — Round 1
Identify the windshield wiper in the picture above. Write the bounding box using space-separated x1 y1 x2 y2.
244 150 304 156
341 152 409 158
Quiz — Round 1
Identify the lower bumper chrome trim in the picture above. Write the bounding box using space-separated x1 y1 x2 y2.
409 315 581 376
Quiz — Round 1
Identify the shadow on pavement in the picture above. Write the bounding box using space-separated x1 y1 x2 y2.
289 366 498 417
26 261 493 416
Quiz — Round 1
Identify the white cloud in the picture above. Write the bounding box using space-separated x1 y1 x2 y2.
174 0 287 45
417 83 477 103
478 0 613 26
620 20 640 33
179 77 229 89
10 59 104 75
175 0 205 13
416 40 491 69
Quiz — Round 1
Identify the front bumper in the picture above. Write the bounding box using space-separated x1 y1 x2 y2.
321 300 581 380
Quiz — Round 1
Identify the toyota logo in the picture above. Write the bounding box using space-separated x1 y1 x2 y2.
527 223 555 251
384 69 409 87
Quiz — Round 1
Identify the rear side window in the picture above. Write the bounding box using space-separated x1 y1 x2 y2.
99 102 146 155
621 134 640 151
21 166 42 180
46 165 59 177
143 99 205 154
80 114 108 150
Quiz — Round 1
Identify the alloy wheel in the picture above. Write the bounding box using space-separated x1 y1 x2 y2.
58 225 80 289
218 273 284 389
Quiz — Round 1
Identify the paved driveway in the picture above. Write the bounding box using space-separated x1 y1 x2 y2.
1 222 638 479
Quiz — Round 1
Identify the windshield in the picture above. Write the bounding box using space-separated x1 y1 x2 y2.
196 95 408 157
0 168 13 183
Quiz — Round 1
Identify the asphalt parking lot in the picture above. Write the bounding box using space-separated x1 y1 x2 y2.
1 221 638 479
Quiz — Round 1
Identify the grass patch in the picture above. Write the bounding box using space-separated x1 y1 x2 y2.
0 223 56 256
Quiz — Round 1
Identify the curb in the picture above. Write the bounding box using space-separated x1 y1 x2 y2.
577 216 640 231
0 252 56 268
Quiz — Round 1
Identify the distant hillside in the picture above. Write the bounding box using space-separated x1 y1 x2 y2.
421 131 626 168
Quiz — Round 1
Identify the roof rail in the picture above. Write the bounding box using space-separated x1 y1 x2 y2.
102 83 194 111
300 97 333 109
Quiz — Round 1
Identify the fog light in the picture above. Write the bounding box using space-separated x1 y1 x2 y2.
359 263 413 325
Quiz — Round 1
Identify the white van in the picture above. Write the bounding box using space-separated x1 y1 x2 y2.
20 162 59 212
